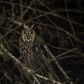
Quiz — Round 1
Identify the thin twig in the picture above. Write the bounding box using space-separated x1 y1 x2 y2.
35 74 65 84
64 0 82 52
56 48 78 58
43 45 73 84
20 0 23 21
0 1 84 28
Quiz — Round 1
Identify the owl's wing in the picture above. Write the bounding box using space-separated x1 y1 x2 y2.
32 38 46 69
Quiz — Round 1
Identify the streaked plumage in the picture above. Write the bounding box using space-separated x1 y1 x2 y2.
19 24 46 74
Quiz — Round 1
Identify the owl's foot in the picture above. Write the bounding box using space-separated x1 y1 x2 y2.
27 69 34 74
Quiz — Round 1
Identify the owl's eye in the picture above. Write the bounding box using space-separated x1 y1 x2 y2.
30 33 33 36
24 34 27 36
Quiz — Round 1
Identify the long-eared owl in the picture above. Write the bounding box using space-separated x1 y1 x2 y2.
19 24 46 74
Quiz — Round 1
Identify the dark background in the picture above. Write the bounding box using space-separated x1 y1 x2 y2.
0 0 84 84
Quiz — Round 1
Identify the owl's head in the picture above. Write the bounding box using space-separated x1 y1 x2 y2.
22 24 35 42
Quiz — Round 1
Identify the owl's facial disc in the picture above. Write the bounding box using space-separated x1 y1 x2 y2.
22 28 35 42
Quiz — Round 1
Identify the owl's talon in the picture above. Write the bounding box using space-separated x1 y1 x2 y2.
27 69 34 74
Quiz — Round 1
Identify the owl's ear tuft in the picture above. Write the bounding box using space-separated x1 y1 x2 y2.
31 24 35 30
22 23 25 30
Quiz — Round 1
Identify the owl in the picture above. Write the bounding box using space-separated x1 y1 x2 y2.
19 24 46 74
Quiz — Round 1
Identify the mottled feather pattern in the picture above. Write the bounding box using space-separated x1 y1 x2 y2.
19 27 46 74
